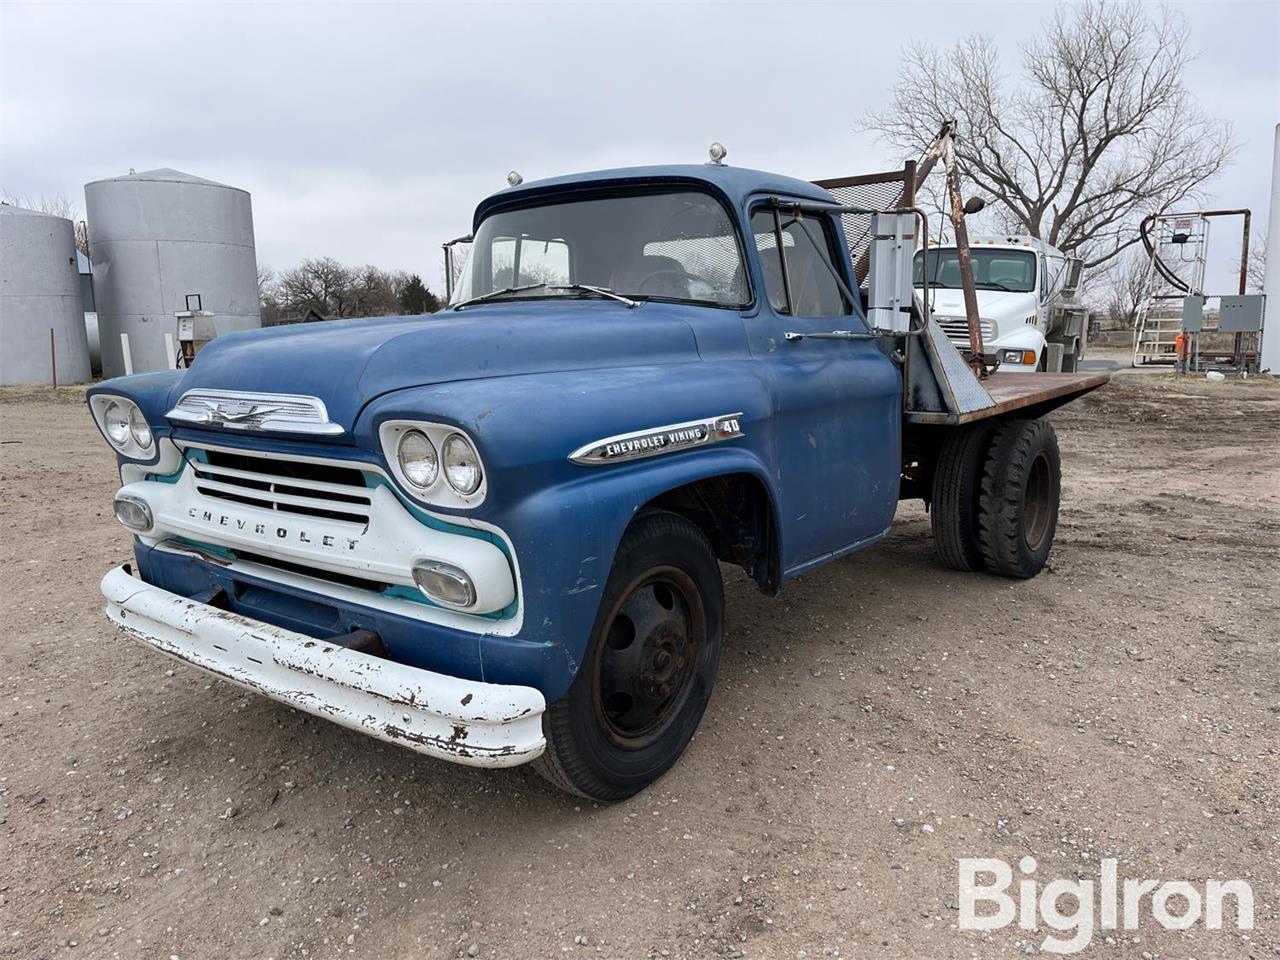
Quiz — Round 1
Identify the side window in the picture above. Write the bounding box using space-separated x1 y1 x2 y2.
491 235 571 288
750 209 851 317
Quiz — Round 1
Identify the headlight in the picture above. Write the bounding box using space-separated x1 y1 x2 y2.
396 429 438 488
128 406 153 449
380 421 486 507
443 433 482 495
104 401 131 446
1000 349 1038 365
93 396 155 458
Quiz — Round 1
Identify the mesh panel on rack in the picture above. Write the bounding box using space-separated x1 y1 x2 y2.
812 171 912 287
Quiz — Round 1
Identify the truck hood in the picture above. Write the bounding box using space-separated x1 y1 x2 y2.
926 289 1040 342
175 305 703 433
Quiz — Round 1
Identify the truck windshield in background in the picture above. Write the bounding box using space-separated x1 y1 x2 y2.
913 248 1037 293
450 190 750 309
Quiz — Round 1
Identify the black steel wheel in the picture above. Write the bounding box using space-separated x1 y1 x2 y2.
977 418 1061 578
537 511 723 802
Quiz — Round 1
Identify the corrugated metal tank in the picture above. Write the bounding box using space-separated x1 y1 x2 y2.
85 168 260 377
0 203 92 385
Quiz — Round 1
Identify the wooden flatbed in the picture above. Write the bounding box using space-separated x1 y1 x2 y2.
905 372 1110 426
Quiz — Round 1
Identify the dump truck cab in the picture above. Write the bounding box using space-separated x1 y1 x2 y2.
90 151 1108 801
914 235 1088 372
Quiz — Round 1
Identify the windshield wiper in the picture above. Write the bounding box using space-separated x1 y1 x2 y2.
451 283 547 310
549 284 639 308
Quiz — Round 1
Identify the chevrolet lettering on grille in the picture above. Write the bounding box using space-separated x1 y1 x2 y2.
186 507 359 551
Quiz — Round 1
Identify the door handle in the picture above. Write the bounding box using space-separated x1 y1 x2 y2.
783 330 879 341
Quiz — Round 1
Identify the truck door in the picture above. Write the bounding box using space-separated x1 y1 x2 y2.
746 205 901 572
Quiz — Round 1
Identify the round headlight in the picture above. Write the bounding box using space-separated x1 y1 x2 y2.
104 401 131 447
128 405 153 450
443 434 482 495
397 429 438 488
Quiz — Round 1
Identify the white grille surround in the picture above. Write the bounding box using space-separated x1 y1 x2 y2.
167 389 343 436
122 442 524 632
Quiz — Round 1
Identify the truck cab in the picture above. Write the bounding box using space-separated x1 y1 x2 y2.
914 236 1087 372
90 158 1106 801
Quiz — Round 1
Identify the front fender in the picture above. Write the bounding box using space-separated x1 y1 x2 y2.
476 444 779 702
359 365 781 702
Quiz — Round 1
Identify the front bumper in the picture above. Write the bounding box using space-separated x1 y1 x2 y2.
101 565 546 767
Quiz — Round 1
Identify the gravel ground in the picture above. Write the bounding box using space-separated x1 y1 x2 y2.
1 367 1277 960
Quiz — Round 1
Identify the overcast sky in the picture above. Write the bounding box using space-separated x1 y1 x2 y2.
2 0 1276 295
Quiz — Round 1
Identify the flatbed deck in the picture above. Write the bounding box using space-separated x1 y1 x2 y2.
906 372 1111 425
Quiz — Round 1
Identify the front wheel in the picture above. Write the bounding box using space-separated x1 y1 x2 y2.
536 511 724 801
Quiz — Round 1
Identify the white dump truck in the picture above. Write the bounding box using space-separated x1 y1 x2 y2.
914 236 1088 372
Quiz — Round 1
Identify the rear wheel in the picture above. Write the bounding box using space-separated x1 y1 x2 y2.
536 511 723 801
977 418 1061 578
930 422 996 572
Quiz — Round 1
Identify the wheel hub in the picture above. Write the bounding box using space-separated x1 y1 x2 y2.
594 570 704 748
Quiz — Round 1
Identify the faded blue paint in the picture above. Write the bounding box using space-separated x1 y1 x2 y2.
93 163 904 705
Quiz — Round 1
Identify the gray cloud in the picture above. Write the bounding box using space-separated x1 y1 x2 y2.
3 0 1275 295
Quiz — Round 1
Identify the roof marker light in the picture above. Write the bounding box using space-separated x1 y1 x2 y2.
507 171 523 187
707 142 727 165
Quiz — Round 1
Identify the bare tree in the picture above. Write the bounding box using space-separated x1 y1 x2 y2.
1245 231 1267 293
1097 248 1156 328
862 0 1233 269
1 190 91 255
271 258 419 321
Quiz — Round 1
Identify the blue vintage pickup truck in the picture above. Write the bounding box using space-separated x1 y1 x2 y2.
90 153 1107 800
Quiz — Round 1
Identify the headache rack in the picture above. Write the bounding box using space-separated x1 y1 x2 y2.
811 138 1108 426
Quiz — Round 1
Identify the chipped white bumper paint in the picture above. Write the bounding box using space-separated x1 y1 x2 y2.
101 565 546 767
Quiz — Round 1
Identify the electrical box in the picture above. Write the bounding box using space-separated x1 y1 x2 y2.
867 213 916 334
1218 294 1265 333
1181 296 1204 333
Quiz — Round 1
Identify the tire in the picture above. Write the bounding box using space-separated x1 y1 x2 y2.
536 511 724 802
930 423 996 572
977 418 1061 579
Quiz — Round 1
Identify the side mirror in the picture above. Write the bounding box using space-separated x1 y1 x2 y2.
1062 258 1084 294
962 196 986 215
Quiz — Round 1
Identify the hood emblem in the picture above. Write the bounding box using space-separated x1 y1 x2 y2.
167 390 344 436
569 413 744 466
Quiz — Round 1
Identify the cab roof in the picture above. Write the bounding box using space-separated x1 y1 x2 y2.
472 163 835 230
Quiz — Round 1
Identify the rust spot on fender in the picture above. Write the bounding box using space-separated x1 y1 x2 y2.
460 693 473 706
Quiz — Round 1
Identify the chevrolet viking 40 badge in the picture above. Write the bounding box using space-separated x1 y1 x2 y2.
569 414 744 465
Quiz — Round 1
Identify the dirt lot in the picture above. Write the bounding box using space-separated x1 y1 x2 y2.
2 368 1278 960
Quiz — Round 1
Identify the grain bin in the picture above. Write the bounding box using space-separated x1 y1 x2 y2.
85 168 260 377
0 203 92 386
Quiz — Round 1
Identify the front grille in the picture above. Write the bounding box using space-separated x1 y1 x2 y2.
934 315 994 347
186 447 373 526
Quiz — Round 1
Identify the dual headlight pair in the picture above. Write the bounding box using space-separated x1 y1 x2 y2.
91 395 155 459
395 429 483 497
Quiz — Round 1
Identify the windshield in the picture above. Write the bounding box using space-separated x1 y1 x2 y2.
451 190 749 308
913 248 1037 293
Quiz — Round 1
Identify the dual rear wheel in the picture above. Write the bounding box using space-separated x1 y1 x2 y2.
931 417 1061 578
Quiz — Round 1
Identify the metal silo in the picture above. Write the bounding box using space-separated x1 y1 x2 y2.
0 203 92 386
85 168 260 377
